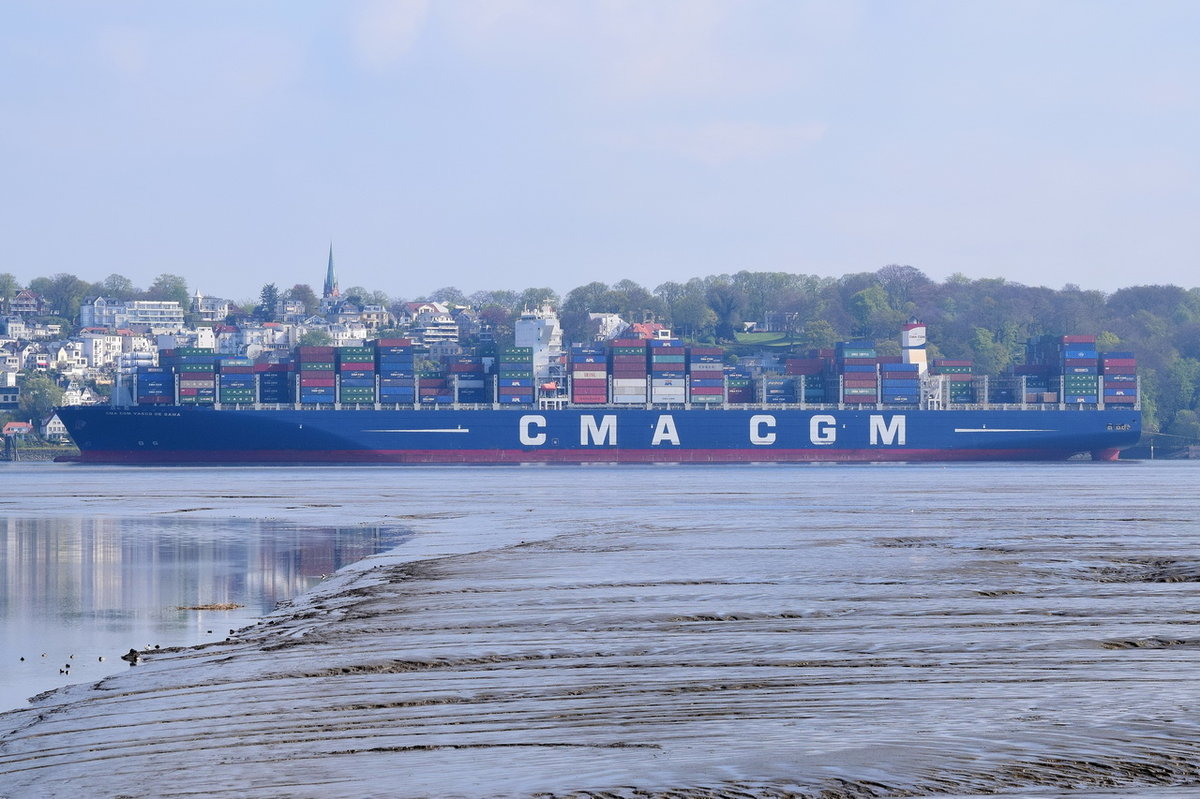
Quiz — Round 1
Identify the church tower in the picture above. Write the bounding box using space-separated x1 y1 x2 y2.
323 244 340 300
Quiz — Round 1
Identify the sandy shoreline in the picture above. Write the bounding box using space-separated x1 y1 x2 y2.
4 464 1200 798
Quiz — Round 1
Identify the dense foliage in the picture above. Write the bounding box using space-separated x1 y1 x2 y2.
3 266 1198 441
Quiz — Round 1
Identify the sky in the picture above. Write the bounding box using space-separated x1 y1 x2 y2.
2 1 1197 303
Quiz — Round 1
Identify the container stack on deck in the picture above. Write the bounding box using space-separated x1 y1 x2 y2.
762 376 796 404
880 362 921 404
497 347 534 404
218 357 256 405
1058 335 1099 404
1101 351 1138 405
785 356 826 404
257 362 293 404
170 347 218 406
134 365 173 405
837 340 878 405
377 339 415 406
297 346 336 405
648 339 686 404
449 355 487 403
688 346 724 404
725 369 754 403
610 339 648 404
930 359 975 403
337 346 377 405
569 344 608 404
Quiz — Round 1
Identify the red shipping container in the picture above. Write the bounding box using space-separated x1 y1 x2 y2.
179 388 197 396
220 366 255 374
572 378 608 388
1101 366 1137 375
843 378 878 388
449 363 482 372
339 361 375 370
839 357 877 366
843 394 876 403
609 339 645 347
375 338 412 347
689 386 724 395
689 347 723 356
1062 358 1097 367
1101 358 1137 367
300 378 336 388
1061 335 1096 344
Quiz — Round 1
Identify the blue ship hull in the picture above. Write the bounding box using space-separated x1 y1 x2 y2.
56 405 1142 464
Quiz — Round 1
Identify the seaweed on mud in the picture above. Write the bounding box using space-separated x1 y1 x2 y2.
1088 557 1200 583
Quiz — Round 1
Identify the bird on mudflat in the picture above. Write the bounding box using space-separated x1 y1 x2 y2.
120 649 140 664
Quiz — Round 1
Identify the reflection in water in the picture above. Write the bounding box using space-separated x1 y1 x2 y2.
0 517 407 712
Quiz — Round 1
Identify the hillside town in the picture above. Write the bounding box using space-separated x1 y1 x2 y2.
0 250 644 443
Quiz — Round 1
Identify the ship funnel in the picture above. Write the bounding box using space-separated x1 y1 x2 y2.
901 321 928 375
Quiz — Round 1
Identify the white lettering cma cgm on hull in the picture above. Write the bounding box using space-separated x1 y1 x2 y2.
518 414 907 447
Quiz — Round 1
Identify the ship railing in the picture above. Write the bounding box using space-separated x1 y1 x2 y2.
211 400 1135 413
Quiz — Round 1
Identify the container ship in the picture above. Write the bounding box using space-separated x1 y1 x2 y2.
56 326 1141 464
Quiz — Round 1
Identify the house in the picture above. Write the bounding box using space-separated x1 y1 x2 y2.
0 385 17 411
40 413 69 443
2 421 33 439
9 290 44 316
191 292 234 323
80 297 186 333
61 382 102 406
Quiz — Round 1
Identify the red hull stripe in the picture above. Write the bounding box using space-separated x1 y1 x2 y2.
79 447 1079 464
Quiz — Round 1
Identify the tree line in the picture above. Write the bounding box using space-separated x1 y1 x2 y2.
3 266 1198 443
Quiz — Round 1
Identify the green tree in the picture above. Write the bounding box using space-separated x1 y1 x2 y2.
146 274 190 307
99 273 138 300
706 282 745 343
18 373 64 422
28 273 91 323
256 283 280 321
299 329 332 346
0 273 20 313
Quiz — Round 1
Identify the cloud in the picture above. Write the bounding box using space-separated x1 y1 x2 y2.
628 121 828 165
351 0 430 70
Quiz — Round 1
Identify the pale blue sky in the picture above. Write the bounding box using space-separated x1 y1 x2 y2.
2 1 1196 302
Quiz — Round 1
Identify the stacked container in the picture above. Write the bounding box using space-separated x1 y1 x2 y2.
497 347 534 404
447 355 487 403
688 346 724 404
880 363 920 404
135 365 173 405
338 345 377 405
377 339 415 406
257 362 294 404
931 359 975 403
609 339 648 405
218 357 256 405
171 348 218 406
837 340 878 405
296 346 336 404
569 345 609 404
1100 351 1137 405
762 376 796 403
786 357 827 404
648 339 686 404
1059 335 1098 403
418 371 450 404
726 369 754 403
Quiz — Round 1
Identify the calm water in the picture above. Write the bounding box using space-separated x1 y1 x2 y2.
0 507 408 712
2 460 1199 798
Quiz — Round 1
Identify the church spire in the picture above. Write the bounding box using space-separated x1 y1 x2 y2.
323 244 340 299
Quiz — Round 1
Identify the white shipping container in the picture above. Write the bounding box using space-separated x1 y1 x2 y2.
687 362 724 372
571 369 608 380
651 378 685 387
612 378 648 387
611 395 646 403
